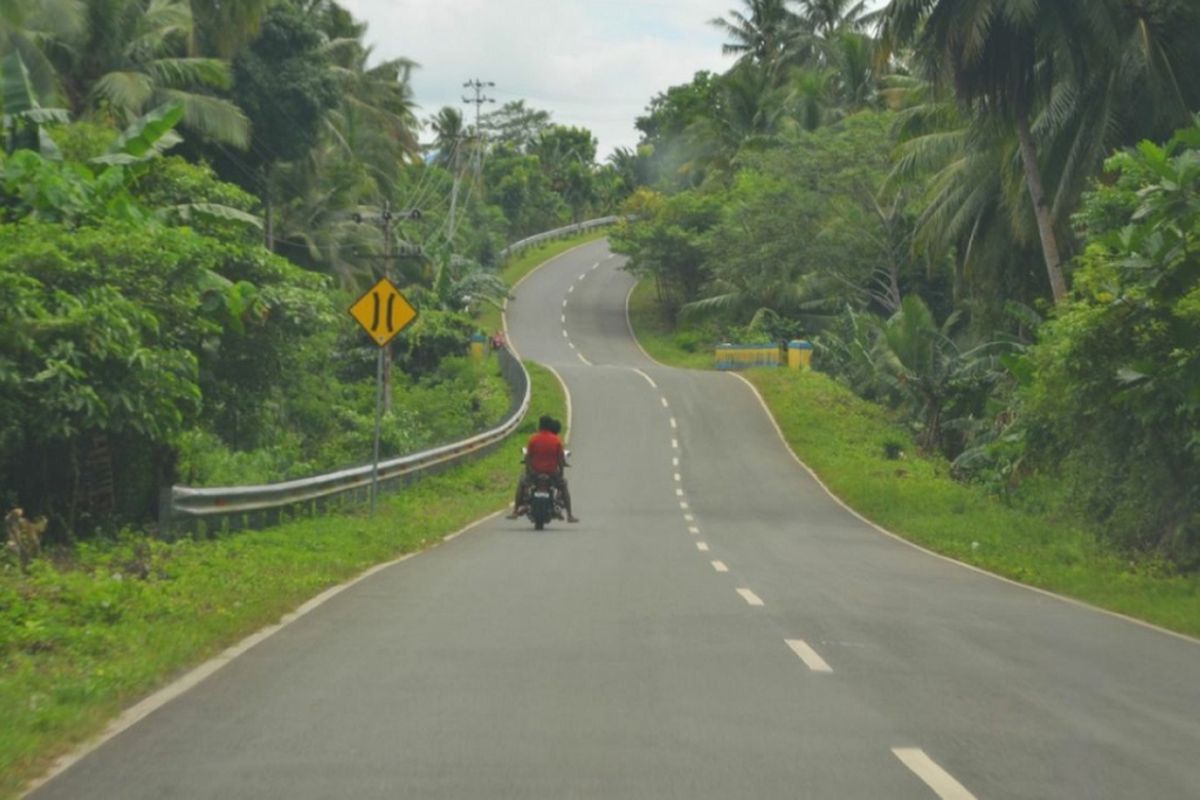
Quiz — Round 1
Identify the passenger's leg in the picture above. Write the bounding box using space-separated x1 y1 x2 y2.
557 476 579 522
506 473 528 518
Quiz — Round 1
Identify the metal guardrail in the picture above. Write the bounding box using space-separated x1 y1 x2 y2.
162 348 530 535
497 216 623 262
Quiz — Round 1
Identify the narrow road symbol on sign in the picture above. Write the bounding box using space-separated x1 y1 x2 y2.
349 277 417 347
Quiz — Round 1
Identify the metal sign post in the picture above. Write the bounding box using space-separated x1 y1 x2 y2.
371 346 384 515
349 276 419 514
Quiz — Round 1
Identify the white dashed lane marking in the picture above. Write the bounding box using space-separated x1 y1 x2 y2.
737 588 764 607
688 526 700 535
661 397 669 408
577 353 592 366
891 749 977 800
680 501 689 510
684 513 694 522
786 639 833 673
674 473 681 482
568 285 574 293
712 561 729 573
696 542 710 552
670 417 678 429
672 439 679 449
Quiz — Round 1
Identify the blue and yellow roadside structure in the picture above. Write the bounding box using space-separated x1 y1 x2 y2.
715 340 813 370
470 332 487 360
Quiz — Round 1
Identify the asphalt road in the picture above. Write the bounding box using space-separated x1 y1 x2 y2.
31 240 1200 799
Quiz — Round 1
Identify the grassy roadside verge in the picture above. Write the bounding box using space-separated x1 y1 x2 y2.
0 360 566 799
477 228 611 334
626 279 1200 639
625 277 715 370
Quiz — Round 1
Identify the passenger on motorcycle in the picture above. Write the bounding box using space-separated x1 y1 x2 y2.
507 414 579 522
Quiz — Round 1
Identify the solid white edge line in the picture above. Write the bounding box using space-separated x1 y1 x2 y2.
786 639 833 673
631 368 658 389
697 542 710 552
892 748 977 800
726 371 1200 648
711 560 729 573
737 588 764 607
25 509 505 796
542 364 573 445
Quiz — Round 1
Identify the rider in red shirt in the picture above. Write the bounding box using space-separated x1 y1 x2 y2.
508 415 578 522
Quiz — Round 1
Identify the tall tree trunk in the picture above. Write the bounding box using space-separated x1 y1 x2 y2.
1014 107 1068 304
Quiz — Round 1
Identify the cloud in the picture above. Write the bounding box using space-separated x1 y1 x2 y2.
338 0 735 158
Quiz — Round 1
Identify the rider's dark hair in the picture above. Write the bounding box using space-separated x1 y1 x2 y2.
538 415 554 431
548 418 562 435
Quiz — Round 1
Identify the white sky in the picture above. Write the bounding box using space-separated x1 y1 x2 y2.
339 0 739 160
340 1 890 161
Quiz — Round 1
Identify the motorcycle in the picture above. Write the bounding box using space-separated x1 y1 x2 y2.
520 448 570 530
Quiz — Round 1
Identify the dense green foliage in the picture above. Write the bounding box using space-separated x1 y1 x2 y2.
614 0 1200 568
1 0 634 543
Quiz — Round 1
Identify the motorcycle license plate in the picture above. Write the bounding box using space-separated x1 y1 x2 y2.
533 491 551 499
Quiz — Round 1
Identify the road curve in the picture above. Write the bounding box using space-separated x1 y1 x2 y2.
30 239 1200 799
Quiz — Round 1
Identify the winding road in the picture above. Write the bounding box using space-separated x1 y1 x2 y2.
30 239 1200 799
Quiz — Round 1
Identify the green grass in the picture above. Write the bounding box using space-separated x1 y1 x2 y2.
0 359 566 799
626 279 1200 639
625 277 716 370
477 228 611 334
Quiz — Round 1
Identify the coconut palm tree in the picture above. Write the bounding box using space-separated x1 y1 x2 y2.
879 0 1093 304
0 0 83 103
795 0 875 38
709 0 801 79
882 0 1200 306
428 106 465 169
69 0 248 147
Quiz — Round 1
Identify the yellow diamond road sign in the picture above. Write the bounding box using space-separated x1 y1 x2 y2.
350 277 417 347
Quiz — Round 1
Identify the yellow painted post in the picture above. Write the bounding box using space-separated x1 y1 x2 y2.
470 332 487 361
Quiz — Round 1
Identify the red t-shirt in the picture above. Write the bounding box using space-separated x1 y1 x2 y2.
526 430 564 474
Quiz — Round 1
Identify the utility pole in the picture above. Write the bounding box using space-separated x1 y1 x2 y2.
462 78 495 181
352 200 422 412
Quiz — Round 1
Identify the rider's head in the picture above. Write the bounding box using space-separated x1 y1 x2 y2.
538 414 554 432
548 418 562 435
